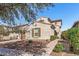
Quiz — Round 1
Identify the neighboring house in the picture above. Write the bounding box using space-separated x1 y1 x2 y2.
72 21 79 28
0 17 62 40
0 25 13 32
12 24 29 31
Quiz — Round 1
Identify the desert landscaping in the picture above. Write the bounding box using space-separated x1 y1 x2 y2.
0 3 79 56
0 20 78 56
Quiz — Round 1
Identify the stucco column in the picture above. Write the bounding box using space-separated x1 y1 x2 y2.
55 27 61 39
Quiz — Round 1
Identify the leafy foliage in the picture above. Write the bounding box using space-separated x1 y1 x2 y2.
0 25 4 34
0 25 9 36
53 44 64 52
0 3 54 25
61 30 69 40
67 28 79 54
50 35 58 41
3 32 9 36
68 28 79 44
61 20 79 54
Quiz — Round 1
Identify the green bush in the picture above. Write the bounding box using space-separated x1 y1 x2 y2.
68 28 79 54
73 43 79 54
61 31 69 40
53 44 64 52
28 40 33 43
50 35 58 41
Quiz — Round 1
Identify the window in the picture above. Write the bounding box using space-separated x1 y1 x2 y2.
32 28 41 37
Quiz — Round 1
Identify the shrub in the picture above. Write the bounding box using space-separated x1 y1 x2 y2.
68 28 79 54
53 44 64 52
28 40 33 43
3 32 9 36
61 31 69 40
73 43 79 54
50 35 58 41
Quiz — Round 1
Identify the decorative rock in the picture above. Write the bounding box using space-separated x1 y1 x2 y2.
0 40 52 56
0 48 25 56
0 48 48 56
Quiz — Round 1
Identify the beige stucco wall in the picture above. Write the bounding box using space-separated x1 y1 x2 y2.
25 22 54 40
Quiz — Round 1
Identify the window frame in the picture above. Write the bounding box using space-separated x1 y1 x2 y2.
32 28 41 37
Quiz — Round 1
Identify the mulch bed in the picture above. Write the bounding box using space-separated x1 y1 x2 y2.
50 52 63 56
50 51 77 56
0 40 50 55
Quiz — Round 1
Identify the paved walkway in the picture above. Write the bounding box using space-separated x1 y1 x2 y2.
0 39 21 44
45 39 60 55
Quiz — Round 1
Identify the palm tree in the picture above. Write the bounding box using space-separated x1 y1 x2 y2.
0 3 54 25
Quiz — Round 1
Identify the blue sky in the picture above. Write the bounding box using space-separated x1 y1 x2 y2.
37 3 79 31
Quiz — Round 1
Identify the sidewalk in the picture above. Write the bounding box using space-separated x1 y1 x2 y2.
0 39 21 44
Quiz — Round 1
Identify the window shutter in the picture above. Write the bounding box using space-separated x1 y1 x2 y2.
32 29 34 37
